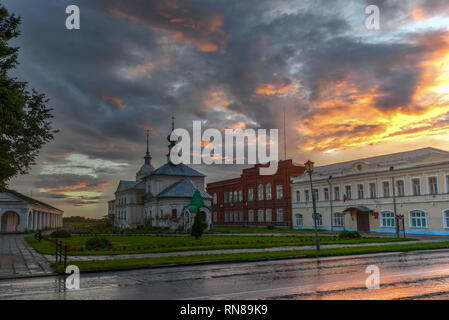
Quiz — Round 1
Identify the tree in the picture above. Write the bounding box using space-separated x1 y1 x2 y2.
191 208 205 240
0 5 56 188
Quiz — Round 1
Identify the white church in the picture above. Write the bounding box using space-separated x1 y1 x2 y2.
108 118 213 231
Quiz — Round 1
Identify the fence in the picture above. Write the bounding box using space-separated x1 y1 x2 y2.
55 240 68 269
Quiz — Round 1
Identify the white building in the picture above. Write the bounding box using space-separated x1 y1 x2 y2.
109 121 212 230
291 147 449 235
0 190 63 233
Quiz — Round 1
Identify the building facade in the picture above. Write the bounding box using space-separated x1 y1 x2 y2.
290 148 449 235
0 190 63 233
108 121 212 231
207 160 305 227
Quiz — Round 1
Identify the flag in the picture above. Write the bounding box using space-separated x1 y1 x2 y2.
343 194 347 202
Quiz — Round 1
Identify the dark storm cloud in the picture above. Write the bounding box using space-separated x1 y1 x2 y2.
3 0 449 206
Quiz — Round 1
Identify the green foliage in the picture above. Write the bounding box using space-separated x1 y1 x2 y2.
191 209 206 240
338 230 361 239
50 229 71 238
266 224 275 230
85 237 112 250
0 5 56 187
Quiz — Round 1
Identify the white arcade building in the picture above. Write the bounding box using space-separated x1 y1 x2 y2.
0 190 63 233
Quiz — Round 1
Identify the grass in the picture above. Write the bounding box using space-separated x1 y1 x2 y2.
52 241 449 273
26 234 413 256
212 226 333 234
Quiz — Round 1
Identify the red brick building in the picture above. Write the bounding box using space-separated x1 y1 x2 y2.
207 160 305 227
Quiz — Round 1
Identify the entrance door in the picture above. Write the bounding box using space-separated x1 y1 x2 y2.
357 212 369 232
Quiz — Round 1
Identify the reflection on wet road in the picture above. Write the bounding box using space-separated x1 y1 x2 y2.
2 249 449 299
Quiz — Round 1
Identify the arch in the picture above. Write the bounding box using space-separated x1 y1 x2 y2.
443 209 449 229
295 213 303 227
409 209 428 228
0 211 21 233
265 183 272 200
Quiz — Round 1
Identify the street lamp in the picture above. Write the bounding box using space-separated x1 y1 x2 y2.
305 160 320 252
390 166 399 238
328 175 333 231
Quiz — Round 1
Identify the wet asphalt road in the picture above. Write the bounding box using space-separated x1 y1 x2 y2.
2 249 449 300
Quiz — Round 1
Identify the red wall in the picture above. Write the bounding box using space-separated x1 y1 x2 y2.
207 160 305 227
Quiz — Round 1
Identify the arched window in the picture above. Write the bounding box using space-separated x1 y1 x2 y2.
444 209 449 229
295 214 304 227
332 212 344 227
380 211 395 228
314 213 322 227
265 183 272 200
213 193 217 204
258 184 264 200
409 210 427 228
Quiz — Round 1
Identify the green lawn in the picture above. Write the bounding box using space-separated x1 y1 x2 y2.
212 226 333 234
52 241 449 273
26 234 413 256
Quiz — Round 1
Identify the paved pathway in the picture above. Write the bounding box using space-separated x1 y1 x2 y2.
0 234 53 278
45 239 444 262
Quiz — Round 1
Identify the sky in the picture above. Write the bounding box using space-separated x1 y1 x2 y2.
3 0 449 218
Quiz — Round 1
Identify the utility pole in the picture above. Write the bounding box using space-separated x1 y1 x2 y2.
390 166 399 238
283 106 287 161
328 176 333 231
305 160 320 252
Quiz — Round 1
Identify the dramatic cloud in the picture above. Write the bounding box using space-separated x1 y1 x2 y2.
3 0 449 217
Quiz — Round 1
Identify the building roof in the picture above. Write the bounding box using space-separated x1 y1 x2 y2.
1 189 63 212
117 180 138 192
151 162 205 177
299 147 449 179
158 178 212 199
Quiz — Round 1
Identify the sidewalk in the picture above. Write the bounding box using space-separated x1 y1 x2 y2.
0 234 53 279
45 239 444 262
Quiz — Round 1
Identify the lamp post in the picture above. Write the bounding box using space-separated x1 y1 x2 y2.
305 160 320 252
390 166 399 238
328 175 333 231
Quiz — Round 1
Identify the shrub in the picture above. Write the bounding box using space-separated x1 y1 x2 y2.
191 209 206 240
266 224 275 230
50 229 71 238
85 237 112 250
338 230 361 239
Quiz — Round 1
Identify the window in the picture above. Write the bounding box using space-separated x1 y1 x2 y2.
314 213 322 227
258 209 265 222
324 188 329 201
369 183 376 199
277 209 283 222
258 184 264 200
334 187 340 201
333 212 344 227
239 211 244 222
313 189 319 201
381 211 395 228
444 209 449 229
171 209 177 219
234 191 238 203
229 211 233 222
239 190 243 202
266 209 272 222
357 184 364 199
345 185 352 200
276 185 283 199
382 181 390 197
396 180 405 197
304 190 310 202
410 210 427 228
295 214 304 226
429 177 438 195
265 183 272 200
412 178 421 196
446 175 449 194
213 212 217 223
224 192 228 203
213 193 217 204
295 190 300 202
229 191 233 203
248 188 254 201
234 211 239 222
248 210 254 222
